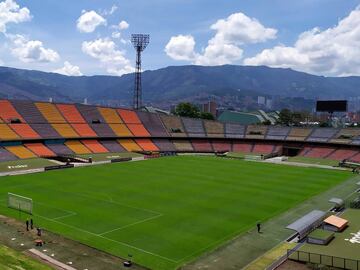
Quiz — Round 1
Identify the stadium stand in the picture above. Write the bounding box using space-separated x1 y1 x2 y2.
98 107 123 123
76 104 106 123
126 124 150 137
57 104 86 123
117 109 142 123
304 146 337 158
89 123 117 138
172 140 194 152
137 111 168 137
287 127 313 141
191 140 213 152
30 124 60 139
182 118 206 137
327 149 358 160
81 140 109 153
0 147 18 161
100 140 126 153
24 143 55 157
118 139 143 152
0 124 20 140
5 145 36 159
65 140 92 154
349 153 360 163
135 139 159 151
246 125 267 139
0 100 25 122
330 128 360 144
160 115 187 137
9 123 40 139
152 139 176 152
266 126 291 140
224 123 246 138
307 128 338 142
212 140 232 152
11 100 48 123
35 102 66 123
232 142 253 153
70 124 97 137
204 121 225 138
51 124 79 138
45 142 74 155
252 143 275 154
108 124 133 137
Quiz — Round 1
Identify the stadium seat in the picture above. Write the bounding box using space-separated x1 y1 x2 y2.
0 147 18 162
191 140 213 152
51 124 79 138
252 143 275 154
5 145 36 159
90 123 117 137
331 128 360 144
304 147 337 158
134 139 159 151
65 140 92 154
56 104 86 123
204 121 224 138
46 143 74 155
0 100 25 123
126 124 150 137
212 140 232 152
266 126 291 140
224 123 246 138
0 124 20 140
9 123 40 139
81 140 109 153
327 149 358 160
232 142 253 153
287 128 313 141
160 115 187 137
24 143 55 157
118 139 143 151
307 128 338 143
137 111 168 137
100 140 126 153
172 140 194 152
246 125 268 139
76 104 106 123
182 118 206 137
108 124 133 137
98 107 123 123
30 123 60 139
35 102 67 123
70 124 97 137
152 139 176 152
117 109 142 123
11 100 48 123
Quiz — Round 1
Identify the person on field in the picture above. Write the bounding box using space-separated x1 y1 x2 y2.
257 222 261 233
37 227 42 236
26 219 29 231
30 218 33 230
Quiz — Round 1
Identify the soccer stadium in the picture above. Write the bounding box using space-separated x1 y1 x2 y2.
1 1 360 270
0 98 359 270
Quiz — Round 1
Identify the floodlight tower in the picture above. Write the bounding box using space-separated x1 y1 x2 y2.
131 34 150 110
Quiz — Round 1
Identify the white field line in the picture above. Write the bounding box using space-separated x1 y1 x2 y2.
52 211 77 221
34 213 177 263
99 213 163 236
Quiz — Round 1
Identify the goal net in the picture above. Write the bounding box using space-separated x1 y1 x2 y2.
7 193 33 215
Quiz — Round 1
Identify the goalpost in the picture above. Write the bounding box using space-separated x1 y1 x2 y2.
7 193 33 215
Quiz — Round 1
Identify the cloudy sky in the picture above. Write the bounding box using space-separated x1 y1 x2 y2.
0 0 359 77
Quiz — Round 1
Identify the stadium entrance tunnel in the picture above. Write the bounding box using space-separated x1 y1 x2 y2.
46 155 91 164
282 146 302 157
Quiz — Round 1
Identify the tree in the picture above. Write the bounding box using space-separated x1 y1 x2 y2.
173 102 200 118
200 112 215 120
278 109 293 126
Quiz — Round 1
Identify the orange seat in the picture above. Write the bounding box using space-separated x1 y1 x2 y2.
71 124 97 137
117 109 141 124
109 124 133 137
98 108 123 123
25 143 55 157
9 124 40 139
65 140 91 154
35 103 66 123
127 124 150 137
56 104 86 123
5 145 36 159
0 124 20 140
0 100 24 122
52 124 79 138
135 139 159 151
81 140 108 153
118 139 142 152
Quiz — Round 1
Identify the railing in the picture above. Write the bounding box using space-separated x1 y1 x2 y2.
287 249 360 270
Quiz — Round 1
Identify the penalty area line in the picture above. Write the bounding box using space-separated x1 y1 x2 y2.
34 213 177 264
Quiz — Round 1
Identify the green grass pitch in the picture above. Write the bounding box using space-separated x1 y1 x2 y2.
0 156 351 270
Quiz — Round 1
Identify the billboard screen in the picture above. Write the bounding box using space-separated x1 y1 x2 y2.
316 100 347 112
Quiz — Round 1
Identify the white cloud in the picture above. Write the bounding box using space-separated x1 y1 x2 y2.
82 38 133 75
53 61 82 76
77 10 106 33
118 20 129 30
112 31 121 39
0 0 31 33
165 12 276 66
244 6 360 76
11 35 60 63
165 35 197 61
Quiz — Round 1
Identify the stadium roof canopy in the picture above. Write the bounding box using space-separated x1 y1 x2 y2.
286 210 326 238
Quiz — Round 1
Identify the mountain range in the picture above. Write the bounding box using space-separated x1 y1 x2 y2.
0 65 359 109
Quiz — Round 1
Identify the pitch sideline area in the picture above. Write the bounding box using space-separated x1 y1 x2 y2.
0 156 351 270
